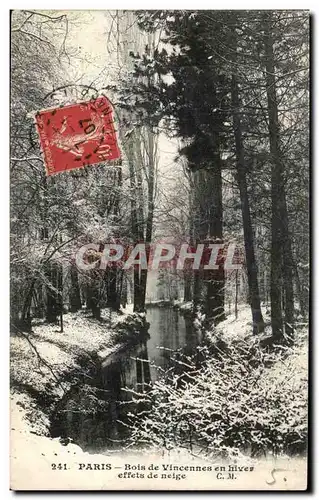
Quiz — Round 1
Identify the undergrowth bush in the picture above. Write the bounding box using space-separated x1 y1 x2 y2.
112 313 150 343
124 330 308 459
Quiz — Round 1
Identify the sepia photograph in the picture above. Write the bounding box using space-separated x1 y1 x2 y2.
9 8 309 491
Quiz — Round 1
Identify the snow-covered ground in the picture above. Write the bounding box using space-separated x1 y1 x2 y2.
10 308 146 435
10 304 308 490
10 395 307 491
214 304 272 340
11 311 119 392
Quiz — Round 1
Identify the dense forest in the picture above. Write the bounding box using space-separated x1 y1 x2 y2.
11 10 309 340
10 10 309 469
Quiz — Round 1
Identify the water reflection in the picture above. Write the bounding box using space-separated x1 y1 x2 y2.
146 306 197 377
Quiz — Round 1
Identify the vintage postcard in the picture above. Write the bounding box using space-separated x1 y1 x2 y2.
10 9 309 491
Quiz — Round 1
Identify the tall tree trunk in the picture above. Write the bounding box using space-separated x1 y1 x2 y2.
281 193 295 339
205 163 225 325
127 140 143 312
235 270 239 319
184 270 192 302
58 265 63 332
231 72 265 334
184 183 194 303
106 267 120 310
264 14 294 342
192 170 206 314
120 272 128 308
20 278 35 331
69 264 82 312
34 284 45 318
86 280 101 320
139 128 155 310
105 167 122 311
293 261 306 318
45 261 62 323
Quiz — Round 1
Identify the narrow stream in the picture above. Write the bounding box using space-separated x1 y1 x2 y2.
52 306 201 453
146 306 200 380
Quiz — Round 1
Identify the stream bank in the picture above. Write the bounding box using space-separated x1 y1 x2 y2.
10 304 308 492
11 304 202 456
11 304 307 461
49 305 202 453
10 308 149 439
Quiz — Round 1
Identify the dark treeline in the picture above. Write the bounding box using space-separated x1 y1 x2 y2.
121 9 309 342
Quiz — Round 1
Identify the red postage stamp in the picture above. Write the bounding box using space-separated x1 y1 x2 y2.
35 96 121 175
